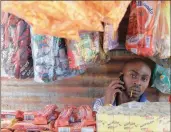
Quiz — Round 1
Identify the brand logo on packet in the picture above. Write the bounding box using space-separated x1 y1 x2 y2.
126 34 144 45
136 1 153 14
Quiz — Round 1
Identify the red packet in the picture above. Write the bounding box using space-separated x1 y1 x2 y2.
15 111 24 121
126 1 161 57
33 104 58 125
55 106 75 127
1 111 16 119
169 95 171 103
11 121 50 131
1 110 34 121
55 105 96 132
1 129 12 132
1 13 34 79
33 115 48 125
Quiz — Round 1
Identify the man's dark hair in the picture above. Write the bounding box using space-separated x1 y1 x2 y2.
124 58 155 86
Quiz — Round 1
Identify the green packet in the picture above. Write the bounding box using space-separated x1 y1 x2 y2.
152 64 170 94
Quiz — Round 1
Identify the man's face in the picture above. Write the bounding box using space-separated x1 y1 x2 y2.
122 62 151 99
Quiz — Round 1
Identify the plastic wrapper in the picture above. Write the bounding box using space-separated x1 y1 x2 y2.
1 13 34 79
33 104 58 125
152 64 170 94
55 105 96 132
15 111 24 121
31 30 85 83
153 1 170 59
1 12 8 49
32 1 103 32
78 105 96 127
2 1 103 40
1 1 131 40
97 102 170 132
11 121 50 131
126 1 161 57
1 110 34 121
103 24 120 53
1 111 16 119
85 1 131 30
66 32 100 69
53 38 85 80
1 1 80 40
14 130 26 132
31 30 56 83
55 106 75 127
1 129 12 132
169 95 171 102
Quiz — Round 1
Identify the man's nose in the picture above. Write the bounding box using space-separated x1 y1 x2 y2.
133 79 141 86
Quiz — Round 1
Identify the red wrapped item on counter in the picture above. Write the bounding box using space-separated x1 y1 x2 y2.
126 1 161 57
169 95 171 103
1 129 12 132
1 110 34 121
33 104 58 125
14 130 26 132
1 111 16 119
78 105 96 127
15 111 24 121
55 106 75 127
11 121 50 131
55 105 96 132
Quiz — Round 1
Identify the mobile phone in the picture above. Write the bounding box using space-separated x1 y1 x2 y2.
115 74 125 106
119 74 124 82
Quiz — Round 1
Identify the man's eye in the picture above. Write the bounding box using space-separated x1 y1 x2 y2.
131 74 137 79
142 77 148 82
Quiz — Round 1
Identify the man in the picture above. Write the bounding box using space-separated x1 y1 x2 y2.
93 58 153 112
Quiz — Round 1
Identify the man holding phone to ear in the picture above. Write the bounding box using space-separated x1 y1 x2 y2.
93 58 152 112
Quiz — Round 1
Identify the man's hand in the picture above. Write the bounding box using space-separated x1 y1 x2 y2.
127 85 141 100
104 78 125 105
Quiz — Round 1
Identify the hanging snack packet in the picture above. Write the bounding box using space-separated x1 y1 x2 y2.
103 24 119 53
153 1 170 59
66 32 100 69
152 64 170 94
53 38 85 80
31 29 55 83
126 1 161 57
1 13 34 79
31 29 85 83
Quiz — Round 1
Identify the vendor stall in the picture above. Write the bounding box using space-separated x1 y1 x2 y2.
1 1 170 132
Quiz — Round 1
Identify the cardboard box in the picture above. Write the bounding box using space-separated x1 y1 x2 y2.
96 102 170 132
58 126 95 132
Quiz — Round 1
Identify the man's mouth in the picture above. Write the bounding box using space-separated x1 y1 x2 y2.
126 85 141 98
